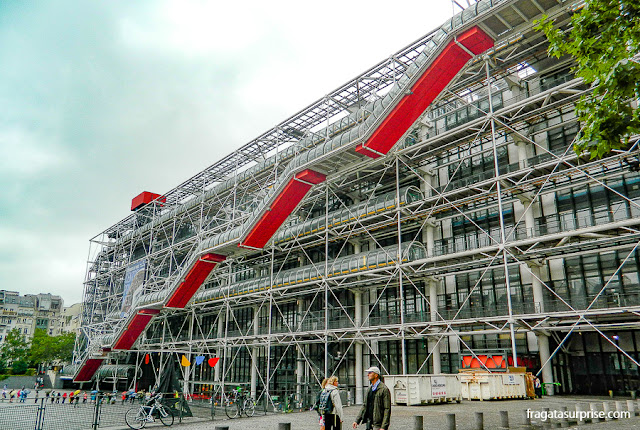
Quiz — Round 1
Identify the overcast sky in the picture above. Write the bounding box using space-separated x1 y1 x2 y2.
0 1 456 306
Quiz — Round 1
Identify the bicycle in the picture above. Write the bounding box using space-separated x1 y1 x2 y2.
224 389 256 419
125 393 175 429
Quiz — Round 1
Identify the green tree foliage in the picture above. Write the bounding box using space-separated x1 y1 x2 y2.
28 329 76 364
0 328 29 363
55 331 75 363
28 329 57 364
11 360 28 375
28 329 76 365
536 0 640 158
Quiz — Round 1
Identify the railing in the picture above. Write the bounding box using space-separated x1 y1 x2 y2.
0 392 198 430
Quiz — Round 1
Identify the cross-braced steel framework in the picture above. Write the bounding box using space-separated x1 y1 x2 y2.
74 0 640 402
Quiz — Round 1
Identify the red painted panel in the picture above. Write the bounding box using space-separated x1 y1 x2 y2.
241 170 326 249
165 253 226 308
357 26 493 158
295 169 326 185
131 191 166 211
74 358 104 382
113 309 161 350
355 144 382 158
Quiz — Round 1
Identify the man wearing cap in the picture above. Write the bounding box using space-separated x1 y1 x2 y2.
352 366 391 430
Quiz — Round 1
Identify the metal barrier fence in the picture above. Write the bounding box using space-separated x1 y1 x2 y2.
0 390 317 430
0 392 194 430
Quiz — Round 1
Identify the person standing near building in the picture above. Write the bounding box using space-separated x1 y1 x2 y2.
533 376 542 398
353 366 391 430
319 376 343 430
313 378 329 430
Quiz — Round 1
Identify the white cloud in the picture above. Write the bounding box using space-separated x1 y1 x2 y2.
0 0 455 306
0 127 68 175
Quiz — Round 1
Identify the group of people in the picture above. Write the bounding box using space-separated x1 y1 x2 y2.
121 389 153 404
1 386 29 403
43 390 87 405
314 366 391 430
0 385 90 405
33 377 45 389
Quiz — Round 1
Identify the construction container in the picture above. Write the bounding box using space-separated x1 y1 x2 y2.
458 371 529 400
384 374 461 405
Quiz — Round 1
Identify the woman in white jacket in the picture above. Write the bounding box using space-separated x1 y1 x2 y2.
323 376 344 430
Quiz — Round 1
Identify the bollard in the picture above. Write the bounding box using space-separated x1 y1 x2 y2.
541 407 550 428
627 400 636 417
576 403 585 426
474 411 484 430
603 401 612 421
446 413 456 430
616 400 624 419
278 424 291 430
560 406 569 428
523 409 531 427
500 410 509 429
414 415 424 430
590 403 601 423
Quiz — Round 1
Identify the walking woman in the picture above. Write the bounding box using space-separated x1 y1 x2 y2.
320 376 344 430
314 378 329 430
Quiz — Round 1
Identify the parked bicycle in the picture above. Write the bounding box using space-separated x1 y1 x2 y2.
125 392 174 429
224 388 256 419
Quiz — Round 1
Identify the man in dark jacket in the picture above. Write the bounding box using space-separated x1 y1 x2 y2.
352 366 391 430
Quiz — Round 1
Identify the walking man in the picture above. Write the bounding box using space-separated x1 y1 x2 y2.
353 366 391 430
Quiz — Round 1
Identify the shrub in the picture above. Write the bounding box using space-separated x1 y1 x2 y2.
11 360 29 375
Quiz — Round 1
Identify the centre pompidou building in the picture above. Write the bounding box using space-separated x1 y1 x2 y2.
71 0 640 402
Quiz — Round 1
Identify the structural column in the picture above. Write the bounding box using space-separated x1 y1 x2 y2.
354 288 363 405
296 299 304 400
537 331 554 395
251 305 260 400
351 239 364 405
528 260 554 395
215 311 225 382
427 277 441 374
420 168 437 257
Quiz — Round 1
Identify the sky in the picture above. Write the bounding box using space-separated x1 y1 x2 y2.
0 1 456 306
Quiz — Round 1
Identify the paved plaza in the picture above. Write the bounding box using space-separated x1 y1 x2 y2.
5 393 640 429
144 396 640 430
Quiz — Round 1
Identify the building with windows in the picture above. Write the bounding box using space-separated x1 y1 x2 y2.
62 303 83 336
73 0 640 401
0 290 65 344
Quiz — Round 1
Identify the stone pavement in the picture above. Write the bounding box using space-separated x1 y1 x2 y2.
129 396 640 430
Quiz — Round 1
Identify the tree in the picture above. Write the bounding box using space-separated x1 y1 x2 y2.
536 0 640 158
54 332 75 363
0 328 29 364
28 329 58 365
28 329 76 366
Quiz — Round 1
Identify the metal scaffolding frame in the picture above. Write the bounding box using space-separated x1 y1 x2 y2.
76 0 640 403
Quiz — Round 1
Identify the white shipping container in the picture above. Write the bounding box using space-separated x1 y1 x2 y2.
459 372 528 400
384 374 461 406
